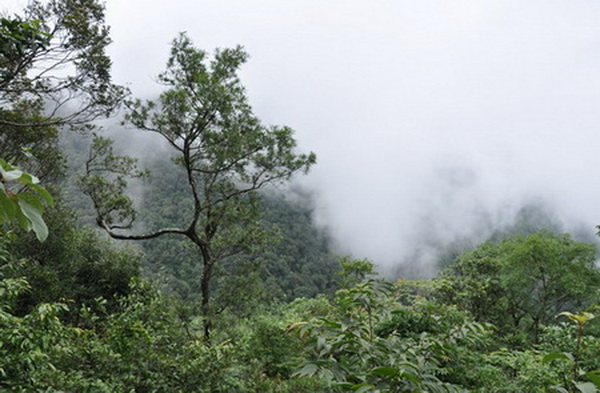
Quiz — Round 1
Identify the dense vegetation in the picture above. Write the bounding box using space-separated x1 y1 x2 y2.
2 1 600 392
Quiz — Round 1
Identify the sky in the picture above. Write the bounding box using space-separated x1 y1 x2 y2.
6 0 600 275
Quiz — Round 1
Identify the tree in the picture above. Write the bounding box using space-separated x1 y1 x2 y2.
0 15 50 88
435 230 600 344
0 101 65 183
337 256 376 289
81 33 316 339
0 0 123 237
0 0 125 130
120 153 338 302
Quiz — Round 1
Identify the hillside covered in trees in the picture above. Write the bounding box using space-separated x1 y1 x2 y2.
2 1 600 392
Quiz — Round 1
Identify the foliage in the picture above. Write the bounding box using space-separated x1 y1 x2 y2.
542 311 600 393
4 2 600 389
81 33 315 338
0 0 125 130
0 258 329 393
246 194 339 300
0 159 54 241
4 213 141 321
0 102 65 183
79 134 147 228
478 348 564 392
291 273 487 392
435 230 600 344
0 282 71 391
131 153 339 302
337 256 376 289
3 215 600 392
0 15 50 89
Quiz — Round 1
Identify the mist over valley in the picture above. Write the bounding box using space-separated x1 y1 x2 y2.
65 0 600 277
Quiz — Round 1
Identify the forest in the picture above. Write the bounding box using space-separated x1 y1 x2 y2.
2 1 600 392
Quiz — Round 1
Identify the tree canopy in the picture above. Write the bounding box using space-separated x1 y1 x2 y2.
82 33 315 338
0 0 125 130
435 229 600 343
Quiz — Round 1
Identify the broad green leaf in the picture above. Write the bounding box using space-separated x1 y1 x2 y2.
18 192 44 211
18 199 48 241
295 363 318 377
400 370 421 385
586 371 600 388
0 186 15 223
18 172 40 185
370 366 398 377
14 204 32 232
543 352 574 364
575 382 598 393
352 384 375 393
29 183 54 206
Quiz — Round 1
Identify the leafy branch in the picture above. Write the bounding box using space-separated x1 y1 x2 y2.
0 158 54 241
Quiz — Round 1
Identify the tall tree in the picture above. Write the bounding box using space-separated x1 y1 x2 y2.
0 0 125 131
81 33 315 339
1 0 123 242
435 230 600 344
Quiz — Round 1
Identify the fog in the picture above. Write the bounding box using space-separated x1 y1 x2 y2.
7 0 600 275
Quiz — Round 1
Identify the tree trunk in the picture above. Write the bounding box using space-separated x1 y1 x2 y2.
200 252 214 342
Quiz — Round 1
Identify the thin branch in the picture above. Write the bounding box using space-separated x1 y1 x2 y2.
98 219 188 240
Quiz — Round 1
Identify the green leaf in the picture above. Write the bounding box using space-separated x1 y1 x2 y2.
14 204 31 232
543 352 574 364
29 183 54 206
352 384 375 393
586 371 600 388
0 186 15 223
295 363 318 377
575 382 598 393
18 172 40 185
399 370 421 385
18 199 48 241
551 387 570 393
19 192 45 212
370 366 398 377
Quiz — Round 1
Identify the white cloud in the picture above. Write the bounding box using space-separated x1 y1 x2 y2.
16 0 600 273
